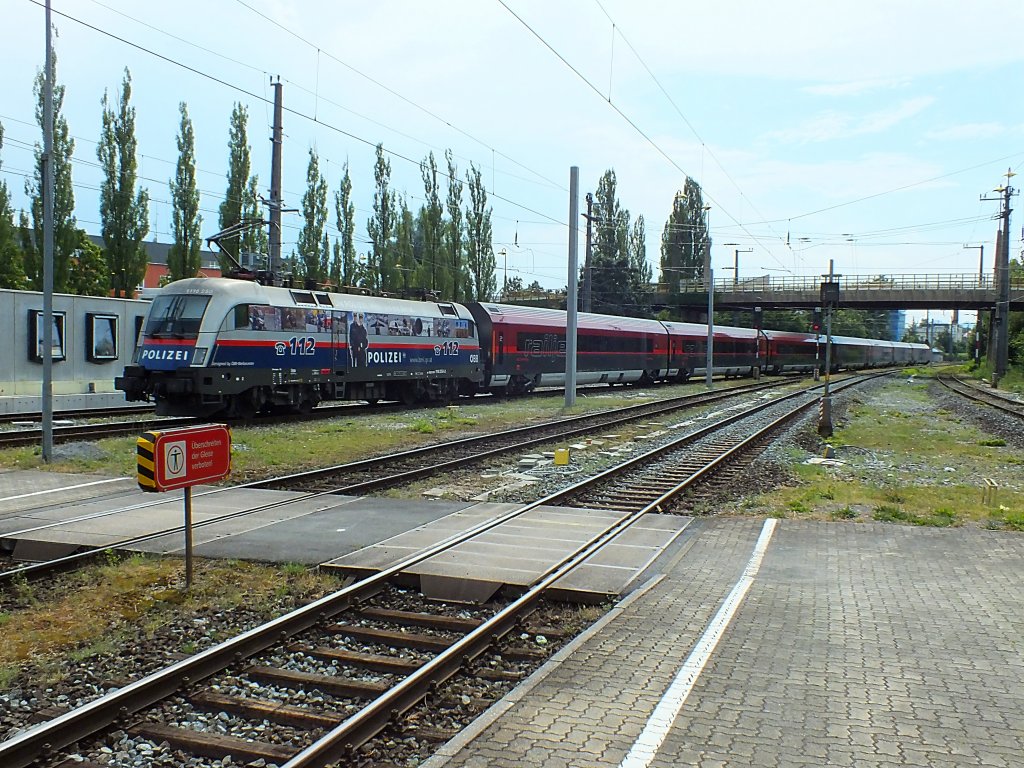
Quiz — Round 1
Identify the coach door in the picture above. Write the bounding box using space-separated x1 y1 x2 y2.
332 310 346 373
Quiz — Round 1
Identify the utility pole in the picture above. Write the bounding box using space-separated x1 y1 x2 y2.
565 167 579 408
42 0 54 462
818 260 841 438
981 169 1016 386
703 205 713 390
268 78 283 277
581 193 594 312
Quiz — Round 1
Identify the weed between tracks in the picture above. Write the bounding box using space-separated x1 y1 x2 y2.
744 376 1024 529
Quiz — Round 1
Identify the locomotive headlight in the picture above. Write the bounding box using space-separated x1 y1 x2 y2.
191 347 208 366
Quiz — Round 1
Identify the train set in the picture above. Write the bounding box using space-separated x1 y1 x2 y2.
114 277 931 416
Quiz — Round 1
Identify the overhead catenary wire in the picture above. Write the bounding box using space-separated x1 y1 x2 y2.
22 0 568 231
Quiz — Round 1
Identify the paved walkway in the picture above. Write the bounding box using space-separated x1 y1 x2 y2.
424 519 1024 768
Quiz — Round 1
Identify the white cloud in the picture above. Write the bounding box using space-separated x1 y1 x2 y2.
802 79 909 97
925 123 1006 141
767 97 934 144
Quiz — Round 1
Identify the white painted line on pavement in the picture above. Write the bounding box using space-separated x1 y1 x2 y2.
0 477 125 502
619 518 778 768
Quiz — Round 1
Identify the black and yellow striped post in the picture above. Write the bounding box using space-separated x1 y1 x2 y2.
136 431 159 492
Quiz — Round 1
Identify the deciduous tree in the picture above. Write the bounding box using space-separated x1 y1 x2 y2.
168 103 202 281
660 177 709 296
367 144 396 292
98 68 149 297
24 52 77 292
0 124 28 290
465 163 496 301
68 231 110 296
332 161 356 287
444 149 466 301
297 148 328 282
218 103 252 270
419 152 446 295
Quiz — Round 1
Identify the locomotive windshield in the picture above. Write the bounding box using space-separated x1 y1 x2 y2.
144 294 211 338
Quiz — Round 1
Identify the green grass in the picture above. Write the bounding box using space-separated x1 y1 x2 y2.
752 378 1022 528
0 384 718 481
872 504 957 527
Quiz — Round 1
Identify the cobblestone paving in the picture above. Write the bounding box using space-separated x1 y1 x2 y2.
425 520 1024 768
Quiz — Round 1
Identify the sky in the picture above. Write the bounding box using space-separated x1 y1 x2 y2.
2 0 1023 329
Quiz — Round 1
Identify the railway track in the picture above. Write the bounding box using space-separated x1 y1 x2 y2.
0 372 886 767
539 372 882 515
0 378 787 585
253 378 800 495
936 374 1024 419
0 479 652 767
0 404 155 425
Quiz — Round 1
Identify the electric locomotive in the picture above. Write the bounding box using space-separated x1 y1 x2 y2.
116 278 484 416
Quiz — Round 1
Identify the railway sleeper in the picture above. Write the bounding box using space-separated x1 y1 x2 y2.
246 665 388 698
190 691 342 730
128 722 297 764
357 606 484 632
291 643 423 674
327 623 455 652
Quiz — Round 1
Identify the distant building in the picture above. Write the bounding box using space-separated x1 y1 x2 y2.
887 309 906 341
84 234 222 293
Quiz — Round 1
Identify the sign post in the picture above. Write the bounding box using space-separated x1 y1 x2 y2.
137 424 232 589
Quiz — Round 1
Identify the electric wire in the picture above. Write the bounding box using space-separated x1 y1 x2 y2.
24 0 566 229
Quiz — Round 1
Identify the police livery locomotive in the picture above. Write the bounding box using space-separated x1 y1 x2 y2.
115 277 930 417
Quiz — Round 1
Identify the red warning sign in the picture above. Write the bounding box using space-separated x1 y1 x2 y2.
138 424 231 492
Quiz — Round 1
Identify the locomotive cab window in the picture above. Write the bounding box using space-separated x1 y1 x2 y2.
223 304 251 330
315 293 333 306
437 303 458 317
289 290 316 305
145 294 210 338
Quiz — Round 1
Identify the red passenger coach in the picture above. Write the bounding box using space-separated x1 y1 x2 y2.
465 303 668 394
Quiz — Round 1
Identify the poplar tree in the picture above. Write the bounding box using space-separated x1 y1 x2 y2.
24 52 77 292
660 177 709 296
218 103 251 270
332 160 356 286
465 163 496 301
0 123 28 289
367 144 396 293
628 214 651 315
419 152 445 295
241 175 268 264
395 197 416 297
98 68 149 297
168 103 202 281
589 169 632 314
297 148 328 282
444 149 465 301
